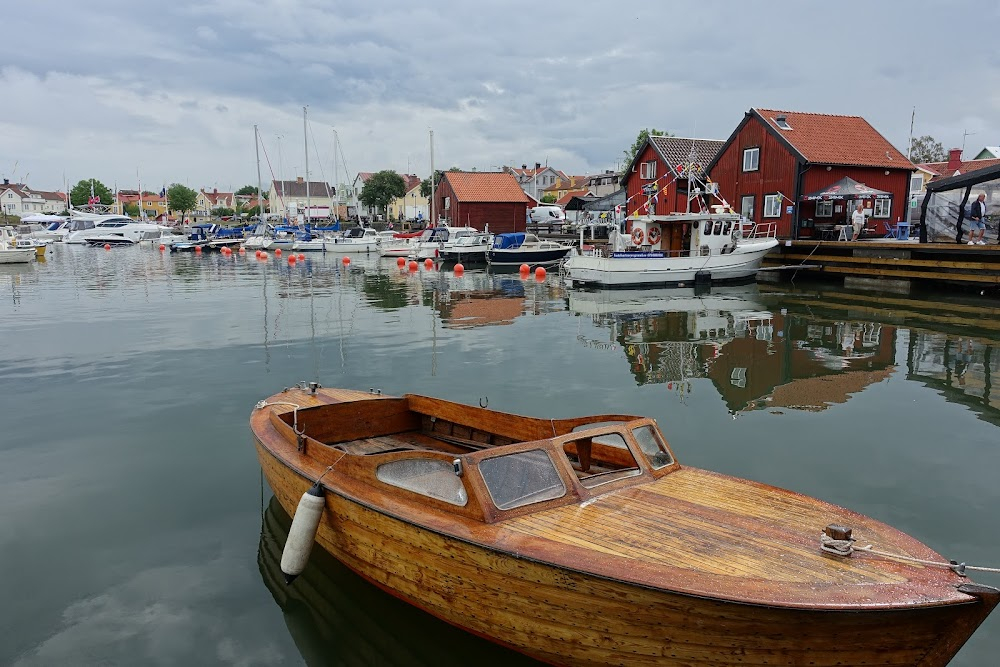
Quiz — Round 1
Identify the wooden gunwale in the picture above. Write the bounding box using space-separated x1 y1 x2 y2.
251 388 988 612
255 435 998 667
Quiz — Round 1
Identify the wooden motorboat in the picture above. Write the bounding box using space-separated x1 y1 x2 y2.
251 385 999 666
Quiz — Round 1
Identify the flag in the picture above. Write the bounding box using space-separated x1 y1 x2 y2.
160 188 166 198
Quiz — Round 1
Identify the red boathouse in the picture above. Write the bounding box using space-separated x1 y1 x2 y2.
707 108 915 238
433 172 531 233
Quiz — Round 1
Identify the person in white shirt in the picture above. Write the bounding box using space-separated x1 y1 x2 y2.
850 203 866 241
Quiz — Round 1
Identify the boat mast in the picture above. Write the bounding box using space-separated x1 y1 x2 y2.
430 129 436 226
333 129 339 222
137 168 144 220
303 106 310 227
255 124 264 227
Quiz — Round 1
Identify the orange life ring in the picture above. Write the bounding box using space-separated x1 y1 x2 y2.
647 225 661 245
631 227 644 246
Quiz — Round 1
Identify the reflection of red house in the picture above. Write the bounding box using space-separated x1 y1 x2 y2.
433 172 530 233
707 108 914 238
437 293 524 329
620 136 724 218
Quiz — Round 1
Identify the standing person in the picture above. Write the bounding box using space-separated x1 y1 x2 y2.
968 193 987 245
850 203 866 241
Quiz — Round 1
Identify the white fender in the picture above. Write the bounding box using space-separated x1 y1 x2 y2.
280 481 325 584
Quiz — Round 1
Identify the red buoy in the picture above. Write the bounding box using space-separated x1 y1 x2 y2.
424 258 433 269
104 244 111 250
396 256 406 267
288 255 296 264
535 266 547 279
342 256 351 265
274 248 282 256
239 247 246 254
454 263 464 275
297 254 305 261
519 263 530 274
159 244 166 251
194 246 202 253
408 260 418 272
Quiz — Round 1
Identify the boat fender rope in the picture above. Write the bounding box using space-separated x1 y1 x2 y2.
820 531 1000 576
254 400 301 434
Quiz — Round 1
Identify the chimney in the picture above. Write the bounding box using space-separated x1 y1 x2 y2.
947 148 962 171
296 176 304 184
213 188 218 194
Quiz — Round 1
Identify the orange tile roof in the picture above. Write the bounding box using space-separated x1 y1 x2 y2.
755 108 912 169
919 157 1000 179
443 172 531 203
555 189 591 206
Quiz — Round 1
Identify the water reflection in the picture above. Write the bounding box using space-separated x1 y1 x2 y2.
258 497 540 667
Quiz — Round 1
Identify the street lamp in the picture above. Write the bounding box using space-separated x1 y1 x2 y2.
411 192 415 220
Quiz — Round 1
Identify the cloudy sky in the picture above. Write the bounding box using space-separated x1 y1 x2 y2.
3 0 998 194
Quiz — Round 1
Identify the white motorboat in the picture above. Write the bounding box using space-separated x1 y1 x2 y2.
439 231 493 264
33 219 73 242
410 226 478 260
0 227 35 263
323 226 380 253
564 213 778 288
63 214 162 246
377 230 421 258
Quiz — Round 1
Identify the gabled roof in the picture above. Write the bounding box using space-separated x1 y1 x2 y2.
918 157 1000 180
554 189 593 206
443 172 531 203
402 174 422 192
975 146 1000 159
752 108 912 169
926 161 1000 193
624 136 725 179
270 180 333 199
0 184 28 198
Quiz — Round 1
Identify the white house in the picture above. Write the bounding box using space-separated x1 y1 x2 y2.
268 178 335 222
1 180 67 216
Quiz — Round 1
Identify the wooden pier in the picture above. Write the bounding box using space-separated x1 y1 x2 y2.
762 240 1000 293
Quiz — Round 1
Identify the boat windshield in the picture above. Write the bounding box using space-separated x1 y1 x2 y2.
478 449 566 510
46 221 63 231
376 458 468 506
344 227 365 239
561 432 641 488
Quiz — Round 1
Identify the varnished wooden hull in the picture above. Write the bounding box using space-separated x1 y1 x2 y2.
257 440 995 666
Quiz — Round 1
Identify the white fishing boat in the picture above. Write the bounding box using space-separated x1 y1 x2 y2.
0 227 35 263
324 226 380 253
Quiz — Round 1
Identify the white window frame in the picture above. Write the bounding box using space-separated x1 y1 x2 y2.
909 174 923 193
443 196 450 209
873 198 891 218
640 161 657 180
815 201 833 217
742 147 759 172
740 195 754 220
763 194 781 218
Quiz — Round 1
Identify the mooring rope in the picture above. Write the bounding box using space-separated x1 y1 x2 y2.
255 400 300 432
820 533 1000 576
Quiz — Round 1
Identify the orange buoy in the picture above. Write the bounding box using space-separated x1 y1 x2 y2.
239 247 246 254
274 248 282 256
342 256 351 265
408 260 418 272
259 251 268 260
297 253 305 261
255 250 261 258
194 246 202 253
424 258 433 269
535 266 547 279
454 263 464 275
159 244 166 251
104 244 111 250
288 255 296 264
396 256 406 267
519 263 530 274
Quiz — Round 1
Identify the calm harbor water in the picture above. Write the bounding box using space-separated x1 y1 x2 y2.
2 243 999 666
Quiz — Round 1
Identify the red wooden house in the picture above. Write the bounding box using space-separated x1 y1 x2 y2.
621 136 725 218
707 108 915 238
433 172 530 233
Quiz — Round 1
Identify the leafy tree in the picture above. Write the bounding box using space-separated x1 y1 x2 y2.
909 135 947 163
167 183 198 222
243 205 262 218
69 179 113 207
236 184 266 198
212 207 236 218
541 193 557 204
123 202 140 217
622 129 672 170
360 170 406 221
420 170 446 198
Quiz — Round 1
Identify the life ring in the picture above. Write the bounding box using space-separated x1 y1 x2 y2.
631 227 644 246
647 225 661 245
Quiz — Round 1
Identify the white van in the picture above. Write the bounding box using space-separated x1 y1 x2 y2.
529 205 566 224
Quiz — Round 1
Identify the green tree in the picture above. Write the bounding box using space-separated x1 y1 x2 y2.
167 183 198 222
69 179 113 207
360 170 406 221
420 170 446 198
622 129 672 171
541 193 557 204
212 206 236 218
236 184 266 198
909 135 946 163
123 202 140 217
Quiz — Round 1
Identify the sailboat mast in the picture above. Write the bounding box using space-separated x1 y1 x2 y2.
254 125 264 224
333 130 339 221
303 106 310 227
430 129 436 226
137 169 144 220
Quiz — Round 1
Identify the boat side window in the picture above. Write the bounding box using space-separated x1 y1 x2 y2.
703 221 712 235
562 432 640 489
631 425 674 470
478 449 566 510
376 458 469 506
722 221 731 236
713 221 723 235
